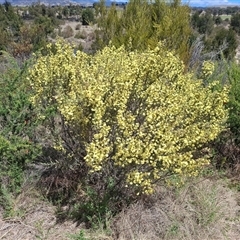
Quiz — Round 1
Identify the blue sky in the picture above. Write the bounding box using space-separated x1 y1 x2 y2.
184 0 240 7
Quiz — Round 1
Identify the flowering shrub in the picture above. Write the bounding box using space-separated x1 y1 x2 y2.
28 40 228 195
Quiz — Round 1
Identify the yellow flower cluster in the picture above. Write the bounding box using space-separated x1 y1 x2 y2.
201 60 215 79
28 40 228 195
126 171 154 195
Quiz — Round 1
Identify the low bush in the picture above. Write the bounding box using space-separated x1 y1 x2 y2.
75 30 87 39
60 25 74 38
75 24 81 30
0 52 41 217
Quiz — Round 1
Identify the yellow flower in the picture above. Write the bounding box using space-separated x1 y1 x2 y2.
28 40 228 195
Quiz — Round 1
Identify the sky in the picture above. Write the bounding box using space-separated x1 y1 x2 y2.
184 0 240 7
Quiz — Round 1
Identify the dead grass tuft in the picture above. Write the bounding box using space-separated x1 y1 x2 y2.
0 182 83 240
111 178 240 240
60 25 74 39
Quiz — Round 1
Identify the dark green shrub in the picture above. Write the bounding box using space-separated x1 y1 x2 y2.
210 62 240 171
227 63 240 140
82 8 94 26
0 52 41 194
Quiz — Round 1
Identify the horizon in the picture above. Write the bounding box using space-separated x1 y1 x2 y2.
1 0 240 7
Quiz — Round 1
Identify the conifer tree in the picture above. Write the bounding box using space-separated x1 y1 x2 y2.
95 0 192 64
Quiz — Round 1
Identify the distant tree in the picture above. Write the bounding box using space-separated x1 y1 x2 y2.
230 12 240 34
3 0 11 12
28 3 43 18
68 4 78 16
215 16 223 25
62 6 69 19
191 11 201 30
10 22 52 59
218 8 224 15
41 4 47 16
10 25 34 59
191 11 214 36
205 27 238 60
200 13 214 35
211 8 218 16
34 15 54 35
2 1 22 34
82 8 95 25
0 2 23 51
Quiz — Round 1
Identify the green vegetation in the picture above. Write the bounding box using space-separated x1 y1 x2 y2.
0 1 239 239
95 0 192 64
82 8 95 25
205 27 237 60
69 230 89 240
191 8 238 61
0 2 22 51
0 52 41 217
227 63 240 141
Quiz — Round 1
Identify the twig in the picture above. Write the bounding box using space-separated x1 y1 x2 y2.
0 225 14 239
4 218 36 230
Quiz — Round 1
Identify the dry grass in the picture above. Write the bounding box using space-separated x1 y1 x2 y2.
220 15 232 21
60 25 74 39
0 184 83 240
111 178 240 240
0 176 239 240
